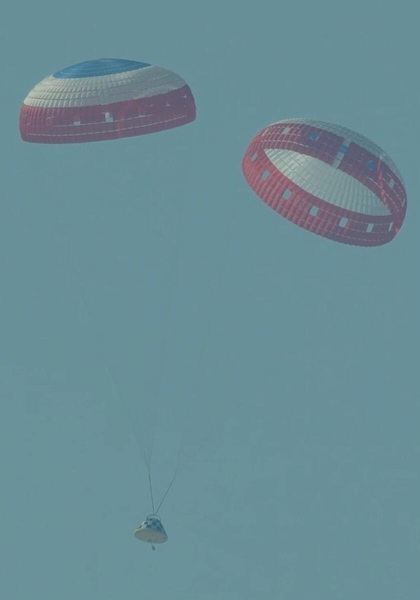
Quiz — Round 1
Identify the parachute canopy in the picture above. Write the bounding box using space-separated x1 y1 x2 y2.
19 58 196 144
242 119 407 247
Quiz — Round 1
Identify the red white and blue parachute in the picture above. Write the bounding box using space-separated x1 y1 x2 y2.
242 119 407 247
19 58 196 144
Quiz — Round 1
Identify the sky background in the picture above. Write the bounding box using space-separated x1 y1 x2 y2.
1 1 419 598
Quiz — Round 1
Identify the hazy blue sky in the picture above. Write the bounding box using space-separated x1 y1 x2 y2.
1 1 419 598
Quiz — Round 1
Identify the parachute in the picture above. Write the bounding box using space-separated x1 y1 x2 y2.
19 58 196 144
242 118 407 246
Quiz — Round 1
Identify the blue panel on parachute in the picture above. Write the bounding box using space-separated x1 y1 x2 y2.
54 59 151 79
